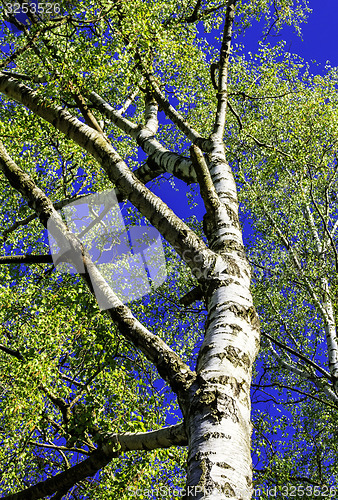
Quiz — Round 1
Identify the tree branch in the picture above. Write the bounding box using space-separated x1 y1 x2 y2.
71 87 105 135
143 92 158 134
212 0 236 138
3 424 187 500
0 140 196 401
309 177 338 272
116 77 144 116
190 144 220 217
1 70 47 83
0 75 214 277
89 91 197 184
2 194 90 242
267 338 338 405
262 330 331 381
252 382 338 410
0 254 52 264
184 0 203 22
247 133 293 159
139 71 211 151
0 28 43 70
0 344 24 360
180 285 203 306
227 99 243 130
184 1 227 23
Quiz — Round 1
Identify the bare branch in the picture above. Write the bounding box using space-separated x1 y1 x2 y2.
267 338 338 405
252 382 337 410
262 331 331 381
227 99 243 130
247 133 293 159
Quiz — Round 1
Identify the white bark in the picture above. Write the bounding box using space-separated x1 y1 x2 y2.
0 140 196 400
3 425 187 500
0 74 214 276
0 13 261 494
89 91 197 184
303 202 338 386
184 136 260 498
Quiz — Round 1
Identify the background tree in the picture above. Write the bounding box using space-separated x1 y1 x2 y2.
229 44 338 495
2 0 336 499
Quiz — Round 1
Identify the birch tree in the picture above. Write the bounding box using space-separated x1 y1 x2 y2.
230 44 338 495
0 1 317 499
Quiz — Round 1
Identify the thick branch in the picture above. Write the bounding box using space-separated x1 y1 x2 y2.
3 424 186 500
72 89 105 134
1 70 47 83
139 71 211 152
212 0 236 138
0 140 196 400
0 254 52 264
0 75 214 276
180 285 203 306
89 91 197 184
184 1 227 23
143 92 158 134
190 144 220 216
184 0 202 22
108 422 187 451
0 344 24 360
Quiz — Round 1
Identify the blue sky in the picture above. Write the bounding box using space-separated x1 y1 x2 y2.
239 1 338 70
282 1 338 69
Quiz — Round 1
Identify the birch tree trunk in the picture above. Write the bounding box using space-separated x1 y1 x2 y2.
184 141 260 499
